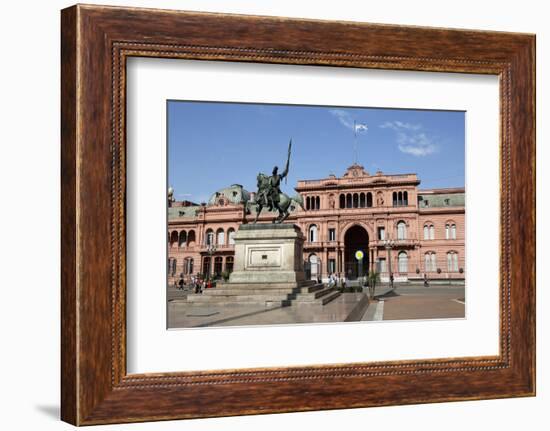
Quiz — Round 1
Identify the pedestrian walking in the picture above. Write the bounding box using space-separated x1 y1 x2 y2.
423 273 429 288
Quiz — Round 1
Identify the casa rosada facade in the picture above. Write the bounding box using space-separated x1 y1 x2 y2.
167 164 465 284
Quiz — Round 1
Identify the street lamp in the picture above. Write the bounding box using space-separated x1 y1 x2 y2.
206 244 217 279
383 239 395 289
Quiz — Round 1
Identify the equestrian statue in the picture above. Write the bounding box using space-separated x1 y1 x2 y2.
251 140 304 224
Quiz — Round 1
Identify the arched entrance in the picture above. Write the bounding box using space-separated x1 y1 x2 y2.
344 225 369 280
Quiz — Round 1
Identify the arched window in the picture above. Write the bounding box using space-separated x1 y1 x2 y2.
353 193 359 208
178 230 187 247
216 228 225 246
423 224 435 240
205 229 214 246
170 231 178 247
398 251 408 273
316 196 320 210
397 221 407 240
359 192 366 208
339 194 345 209
306 196 311 210
225 256 234 273
187 230 196 247
228 228 236 245
392 192 397 206
367 192 373 207
309 225 318 242
214 256 223 276
168 258 177 276
398 191 403 206
346 193 352 208
184 258 194 275
445 222 457 240
309 254 319 278
425 252 437 272
447 252 459 272
404 191 408 206
202 257 211 275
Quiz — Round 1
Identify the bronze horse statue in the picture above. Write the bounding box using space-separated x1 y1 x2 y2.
251 173 304 223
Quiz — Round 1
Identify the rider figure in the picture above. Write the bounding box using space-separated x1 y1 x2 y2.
253 140 292 223
267 163 288 211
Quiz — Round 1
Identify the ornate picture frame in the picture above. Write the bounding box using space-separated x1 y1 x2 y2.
61 4 535 425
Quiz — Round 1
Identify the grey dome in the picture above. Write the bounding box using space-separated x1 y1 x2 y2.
208 184 250 206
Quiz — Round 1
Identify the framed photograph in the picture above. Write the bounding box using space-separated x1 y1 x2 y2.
61 4 536 425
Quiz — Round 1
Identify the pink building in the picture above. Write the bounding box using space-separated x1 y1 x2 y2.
168 164 465 284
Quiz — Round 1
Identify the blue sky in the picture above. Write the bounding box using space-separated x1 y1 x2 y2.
168 101 465 204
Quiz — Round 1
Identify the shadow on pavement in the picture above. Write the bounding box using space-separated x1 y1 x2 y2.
374 289 401 300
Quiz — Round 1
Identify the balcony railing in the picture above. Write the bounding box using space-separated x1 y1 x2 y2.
198 244 235 252
372 238 419 248
303 240 340 248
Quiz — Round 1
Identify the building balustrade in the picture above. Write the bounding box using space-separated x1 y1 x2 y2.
372 238 419 248
198 244 235 252
303 240 341 249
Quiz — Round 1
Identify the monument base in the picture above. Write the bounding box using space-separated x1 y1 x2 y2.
228 223 306 285
187 223 340 307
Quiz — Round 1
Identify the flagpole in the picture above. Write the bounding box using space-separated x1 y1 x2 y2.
353 120 357 164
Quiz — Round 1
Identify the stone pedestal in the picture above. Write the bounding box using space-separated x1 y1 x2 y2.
186 223 340 307
228 223 305 286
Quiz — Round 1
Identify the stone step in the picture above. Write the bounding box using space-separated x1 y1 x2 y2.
202 283 325 296
203 288 297 296
292 287 337 302
184 299 290 307
187 293 294 303
294 283 325 294
221 280 317 290
293 290 341 306
320 290 342 305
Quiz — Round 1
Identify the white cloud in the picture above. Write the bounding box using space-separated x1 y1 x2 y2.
380 120 438 156
397 132 438 156
380 120 422 131
329 109 355 130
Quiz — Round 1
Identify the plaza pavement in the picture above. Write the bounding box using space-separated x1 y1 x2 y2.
167 283 465 328
371 284 465 321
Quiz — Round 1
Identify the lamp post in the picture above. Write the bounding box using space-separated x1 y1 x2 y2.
383 239 395 289
206 244 217 280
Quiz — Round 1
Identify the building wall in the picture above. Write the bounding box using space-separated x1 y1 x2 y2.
167 165 465 284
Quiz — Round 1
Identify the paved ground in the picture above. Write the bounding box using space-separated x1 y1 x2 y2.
168 283 465 328
168 292 368 328
371 285 465 321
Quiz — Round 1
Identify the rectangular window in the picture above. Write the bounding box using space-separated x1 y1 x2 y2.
328 259 336 274
378 258 387 273
378 227 385 240
328 228 336 241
